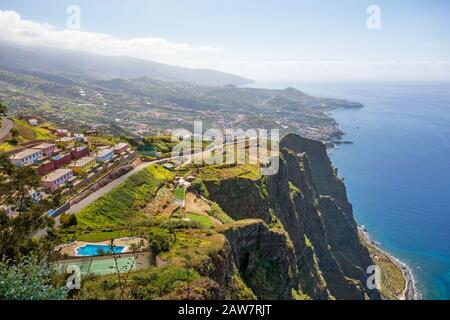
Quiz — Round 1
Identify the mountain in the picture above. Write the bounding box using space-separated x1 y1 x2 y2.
0 61 362 143
0 41 253 86
198 134 380 299
71 134 381 300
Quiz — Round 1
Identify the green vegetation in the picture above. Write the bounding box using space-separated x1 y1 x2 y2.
0 255 68 300
186 213 213 228
180 163 260 182
0 118 55 152
207 202 234 224
173 187 185 202
76 165 173 228
0 102 6 115
148 229 175 255
13 118 54 141
75 230 132 242
142 135 179 156
191 178 209 198
59 213 77 227
77 264 200 300
0 142 15 152
242 252 284 299
361 236 406 300
291 289 312 300
288 181 301 197
0 152 55 261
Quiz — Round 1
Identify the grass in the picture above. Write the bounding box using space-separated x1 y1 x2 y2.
142 135 179 154
186 213 213 228
360 235 406 300
76 264 200 300
0 142 15 152
173 187 185 202
14 118 55 141
87 135 119 146
0 118 55 151
76 165 173 229
180 163 260 182
75 230 131 242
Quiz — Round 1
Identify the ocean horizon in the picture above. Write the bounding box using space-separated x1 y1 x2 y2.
252 81 450 300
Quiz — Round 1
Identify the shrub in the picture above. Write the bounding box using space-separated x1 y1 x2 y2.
0 255 68 300
191 179 209 198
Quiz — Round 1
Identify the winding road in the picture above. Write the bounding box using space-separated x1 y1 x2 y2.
66 138 258 215
0 117 14 143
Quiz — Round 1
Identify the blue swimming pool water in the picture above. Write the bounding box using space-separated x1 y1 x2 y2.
75 244 126 256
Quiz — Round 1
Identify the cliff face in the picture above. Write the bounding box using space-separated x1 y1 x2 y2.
203 134 380 300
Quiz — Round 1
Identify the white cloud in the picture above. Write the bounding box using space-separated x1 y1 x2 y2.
0 10 448 82
0 10 221 65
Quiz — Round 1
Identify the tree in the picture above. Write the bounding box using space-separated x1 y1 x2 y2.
0 255 67 300
10 128 19 139
191 178 209 198
0 152 54 261
0 102 6 116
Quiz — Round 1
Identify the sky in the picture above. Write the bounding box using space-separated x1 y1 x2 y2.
0 0 449 82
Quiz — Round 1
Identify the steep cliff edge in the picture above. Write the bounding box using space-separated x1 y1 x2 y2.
201 134 380 300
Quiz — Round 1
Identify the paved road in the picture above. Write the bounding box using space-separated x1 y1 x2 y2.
0 117 14 143
66 138 257 215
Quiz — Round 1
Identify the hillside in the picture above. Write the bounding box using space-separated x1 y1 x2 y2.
62 134 387 300
0 41 252 87
0 117 55 152
0 63 362 143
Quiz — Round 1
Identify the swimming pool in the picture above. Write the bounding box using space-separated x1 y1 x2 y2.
75 244 127 257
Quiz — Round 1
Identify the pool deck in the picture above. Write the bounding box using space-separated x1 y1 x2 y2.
55 237 147 257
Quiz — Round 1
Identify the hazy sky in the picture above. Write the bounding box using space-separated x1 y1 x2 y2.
0 0 449 82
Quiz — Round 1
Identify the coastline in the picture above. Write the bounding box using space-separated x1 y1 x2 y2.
358 226 417 300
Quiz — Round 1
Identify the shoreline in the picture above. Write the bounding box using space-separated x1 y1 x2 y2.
358 226 418 300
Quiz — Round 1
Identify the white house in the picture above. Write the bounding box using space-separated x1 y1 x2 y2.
28 119 38 126
10 149 43 167
73 133 87 142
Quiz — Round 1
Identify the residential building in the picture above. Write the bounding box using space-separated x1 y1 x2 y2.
68 156 95 175
37 160 55 176
71 146 89 160
73 133 87 143
95 148 114 162
32 143 57 157
55 129 68 137
52 153 72 169
114 142 129 154
10 149 43 167
42 169 73 190
86 129 99 136
28 119 38 126
56 137 75 149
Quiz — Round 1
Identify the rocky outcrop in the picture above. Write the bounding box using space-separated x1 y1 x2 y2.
202 134 380 300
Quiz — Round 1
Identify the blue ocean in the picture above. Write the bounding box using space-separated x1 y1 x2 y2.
256 81 450 299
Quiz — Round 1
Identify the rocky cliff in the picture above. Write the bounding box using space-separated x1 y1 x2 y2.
201 134 380 300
